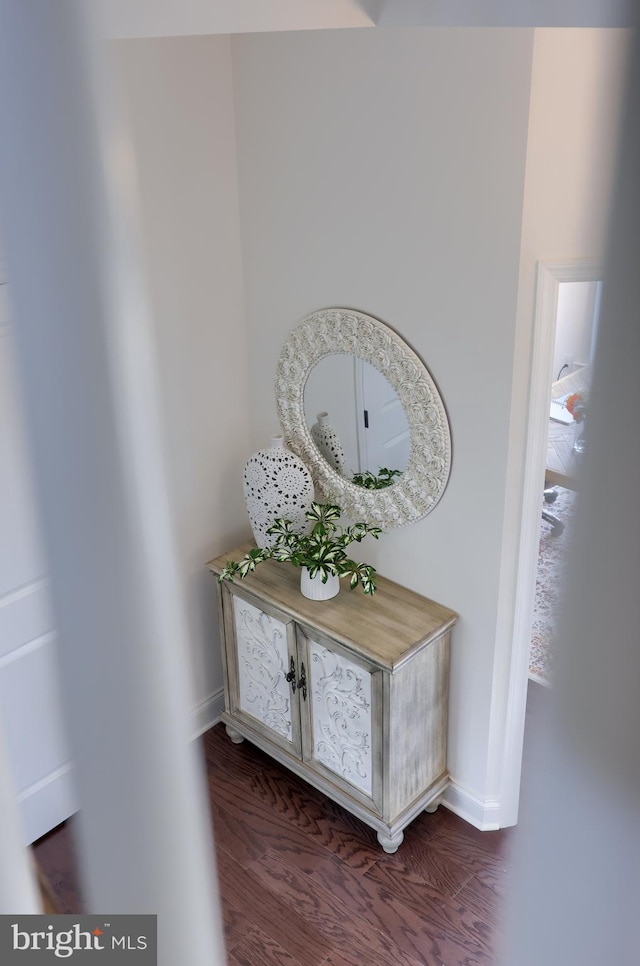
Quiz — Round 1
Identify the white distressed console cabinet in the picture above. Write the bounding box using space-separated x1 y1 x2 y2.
208 544 457 852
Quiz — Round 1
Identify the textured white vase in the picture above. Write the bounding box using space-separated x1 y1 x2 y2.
242 435 313 548
310 412 346 475
300 567 340 601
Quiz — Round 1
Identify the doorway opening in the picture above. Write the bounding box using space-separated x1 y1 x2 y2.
528 273 602 687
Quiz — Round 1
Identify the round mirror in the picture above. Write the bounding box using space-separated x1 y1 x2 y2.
304 356 410 487
275 308 452 528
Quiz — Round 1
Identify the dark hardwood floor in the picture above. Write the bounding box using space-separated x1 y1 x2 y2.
32 681 550 964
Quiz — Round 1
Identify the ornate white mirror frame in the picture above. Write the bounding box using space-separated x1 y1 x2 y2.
275 308 452 528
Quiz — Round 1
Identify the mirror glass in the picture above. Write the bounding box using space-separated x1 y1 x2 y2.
275 308 451 529
304 355 410 488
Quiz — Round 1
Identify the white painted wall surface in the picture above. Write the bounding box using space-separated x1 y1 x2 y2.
114 36 253 730
231 27 535 815
0 270 75 844
553 280 599 378
494 28 630 822
518 30 629 274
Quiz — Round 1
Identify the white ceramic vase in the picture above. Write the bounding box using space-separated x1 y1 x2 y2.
310 412 346 475
242 435 313 548
300 567 340 601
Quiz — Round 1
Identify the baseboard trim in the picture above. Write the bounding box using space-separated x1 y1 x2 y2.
191 695 504 830
16 689 225 843
441 780 501 831
18 763 77 845
190 688 225 739
528 670 552 689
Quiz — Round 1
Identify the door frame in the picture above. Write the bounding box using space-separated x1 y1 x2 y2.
498 257 602 826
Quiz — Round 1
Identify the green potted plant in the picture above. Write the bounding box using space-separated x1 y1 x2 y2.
218 502 382 599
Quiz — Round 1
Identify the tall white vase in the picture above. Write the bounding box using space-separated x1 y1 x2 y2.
310 411 346 475
242 435 313 548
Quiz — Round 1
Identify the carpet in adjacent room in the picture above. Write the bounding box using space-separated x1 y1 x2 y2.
529 486 577 687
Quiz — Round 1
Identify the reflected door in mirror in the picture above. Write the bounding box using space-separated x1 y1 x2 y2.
304 354 409 484
355 359 410 477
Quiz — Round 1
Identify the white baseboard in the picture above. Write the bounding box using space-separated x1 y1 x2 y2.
17 689 224 844
18 763 78 845
190 693 503 831
528 671 552 689
441 779 501 831
190 688 225 739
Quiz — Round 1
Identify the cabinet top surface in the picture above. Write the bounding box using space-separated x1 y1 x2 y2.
207 543 457 670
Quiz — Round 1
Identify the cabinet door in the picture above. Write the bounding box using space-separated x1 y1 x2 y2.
300 628 382 812
223 587 301 757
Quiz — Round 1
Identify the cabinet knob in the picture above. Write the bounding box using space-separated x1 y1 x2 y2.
285 656 296 693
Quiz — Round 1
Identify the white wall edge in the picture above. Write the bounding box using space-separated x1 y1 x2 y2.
495 257 603 828
17 762 77 846
441 779 501 831
190 688 225 740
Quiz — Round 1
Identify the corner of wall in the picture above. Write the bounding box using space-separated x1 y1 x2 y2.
441 780 502 832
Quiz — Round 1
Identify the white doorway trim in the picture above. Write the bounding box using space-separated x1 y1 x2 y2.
498 257 602 827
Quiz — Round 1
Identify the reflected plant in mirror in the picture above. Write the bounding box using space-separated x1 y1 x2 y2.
351 468 403 490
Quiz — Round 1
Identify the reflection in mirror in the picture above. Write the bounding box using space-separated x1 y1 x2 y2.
310 412 346 475
304 355 410 487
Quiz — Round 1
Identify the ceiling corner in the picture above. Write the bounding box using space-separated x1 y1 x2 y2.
356 0 383 25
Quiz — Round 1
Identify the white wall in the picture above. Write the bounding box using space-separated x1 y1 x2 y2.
513 29 629 389
0 266 75 843
231 27 535 817
553 279 599 379
495 28 630 818
114 36 253 727
518 30 629 278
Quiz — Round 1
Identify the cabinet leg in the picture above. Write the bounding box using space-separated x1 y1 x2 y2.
377 829 404 854
424 798 441 814
225 724 244 744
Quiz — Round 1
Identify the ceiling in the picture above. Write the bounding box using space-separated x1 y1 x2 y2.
93 0 634 40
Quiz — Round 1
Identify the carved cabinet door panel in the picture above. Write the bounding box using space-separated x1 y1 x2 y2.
224 587 301 758
298 627 383 813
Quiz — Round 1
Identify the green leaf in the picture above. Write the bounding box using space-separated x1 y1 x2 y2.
219 503 380 596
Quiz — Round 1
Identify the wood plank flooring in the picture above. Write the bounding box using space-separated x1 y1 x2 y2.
33 683 550 964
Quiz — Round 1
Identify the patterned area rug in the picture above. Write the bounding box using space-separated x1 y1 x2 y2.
529 486 577 687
